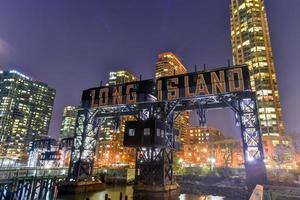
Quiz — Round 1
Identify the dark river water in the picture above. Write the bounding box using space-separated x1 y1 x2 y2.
57 186 224 200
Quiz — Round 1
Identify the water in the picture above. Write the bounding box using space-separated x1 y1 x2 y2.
57 185 224 200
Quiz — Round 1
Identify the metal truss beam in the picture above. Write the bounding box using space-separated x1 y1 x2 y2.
68 91 266 190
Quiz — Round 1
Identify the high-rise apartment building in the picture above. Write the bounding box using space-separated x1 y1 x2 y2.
0 70 55 160
97 69 138 167
108 69 138 85
155 52 188 79
155 52 190 146
186 127 225 145
29 81 55 137
60 106 78 139
230 0 284 136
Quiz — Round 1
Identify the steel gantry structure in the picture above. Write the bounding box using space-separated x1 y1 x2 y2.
67 65 267 191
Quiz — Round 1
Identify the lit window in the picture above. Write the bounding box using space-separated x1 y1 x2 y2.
156 129 161 137
272 140 279 146
144 128 150 136
128 129 135 136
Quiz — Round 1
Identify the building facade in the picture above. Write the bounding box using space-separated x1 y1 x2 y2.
27 136 61 168
155 52 188 79
59 106 78 139
186 127 225 145
96 69 138 167
182 138 244 168
230 0 284 136
0 70 55 160
108 69 138 85
183 127 226 166
155 52 190 147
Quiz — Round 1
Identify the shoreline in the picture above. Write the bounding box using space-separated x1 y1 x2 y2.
176 175 250 200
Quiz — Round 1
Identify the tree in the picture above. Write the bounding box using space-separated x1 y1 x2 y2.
219 141 239 168
271 143 294 183
271 144 293 169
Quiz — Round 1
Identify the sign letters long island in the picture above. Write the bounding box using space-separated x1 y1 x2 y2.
82 65 250 107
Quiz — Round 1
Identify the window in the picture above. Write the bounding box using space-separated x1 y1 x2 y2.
129 129 135 136
161 130 165 138
156 129 161 137
272 140 279 146
144 128 150 136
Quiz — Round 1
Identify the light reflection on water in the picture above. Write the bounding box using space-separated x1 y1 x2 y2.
57 186 224 200
179 194 224 200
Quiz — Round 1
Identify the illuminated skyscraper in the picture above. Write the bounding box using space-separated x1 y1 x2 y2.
155 52 188 79
60 106 78 139
230 0 284 136
0 70 55 160
97 69 138 167
155 52 190 146
108 69 138 85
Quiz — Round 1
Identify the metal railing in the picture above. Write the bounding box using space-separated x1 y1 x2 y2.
0 167 68 182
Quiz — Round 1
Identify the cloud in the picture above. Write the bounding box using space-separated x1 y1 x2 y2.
0 37 14 56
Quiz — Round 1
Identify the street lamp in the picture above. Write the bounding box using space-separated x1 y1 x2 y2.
208 156 216 171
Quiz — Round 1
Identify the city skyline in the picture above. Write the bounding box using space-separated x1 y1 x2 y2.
0 0 299 138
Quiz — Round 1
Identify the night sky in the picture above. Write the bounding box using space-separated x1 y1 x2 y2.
0 0 299 139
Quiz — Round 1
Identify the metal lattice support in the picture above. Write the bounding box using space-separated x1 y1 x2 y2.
135 147 174 186
196 101 207 128
238 92 266 189
68 108 103 181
